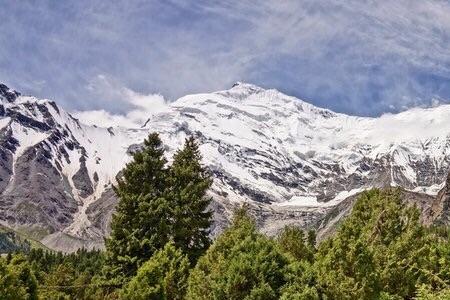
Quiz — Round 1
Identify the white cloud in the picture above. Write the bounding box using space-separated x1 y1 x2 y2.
73 75 168 128
2 1 450 116
164 0 450 114
431 98 441 108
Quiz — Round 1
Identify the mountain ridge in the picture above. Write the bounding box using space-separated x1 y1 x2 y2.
0 81 449 251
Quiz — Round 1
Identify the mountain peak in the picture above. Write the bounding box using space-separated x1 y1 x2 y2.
1 79 450 252
0 83 21 103
230 81 265 91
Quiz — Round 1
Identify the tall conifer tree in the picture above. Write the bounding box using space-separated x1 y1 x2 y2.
167 137 213 262
104 134 213 281
104 133 169 280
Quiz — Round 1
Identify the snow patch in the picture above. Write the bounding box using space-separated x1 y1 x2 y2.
0 117 11 130
10 122 49 167
273 188 365 208
410 183 445 196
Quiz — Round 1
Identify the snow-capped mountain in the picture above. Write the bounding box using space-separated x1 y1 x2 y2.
0 82 449 251
0 83 146 250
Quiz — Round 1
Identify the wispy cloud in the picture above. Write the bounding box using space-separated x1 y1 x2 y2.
0 0 450 117
73 75 167 128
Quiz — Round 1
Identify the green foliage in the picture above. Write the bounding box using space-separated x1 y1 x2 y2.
0 255 37 300
105 133 169 280
186 208 290 300
415 285 450 300
0 259 27 300
280 260 319 300
40 264 76 300
27 248 104 276
0 231 31 254
280 285 320 300
167 136 213 262
0 224 49 254
25 248 105 299
306 229 316 249
104 133 212 282
120 242 190 300
313 189 450 299
277 225 315 262
276 226 318 299
2 151 450 300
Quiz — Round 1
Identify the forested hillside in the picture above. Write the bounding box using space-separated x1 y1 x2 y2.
1 134 449 299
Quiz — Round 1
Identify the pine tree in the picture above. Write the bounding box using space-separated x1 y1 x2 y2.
186 208 289 300
280 260 320 300
167 137 213 262
415 285 450 300
104 133 169 280
0 258 27 300
313 189 450 299
104 134 213 283
120 241 190 300
40 264 76 300
0 255 38 300
277 226 314 262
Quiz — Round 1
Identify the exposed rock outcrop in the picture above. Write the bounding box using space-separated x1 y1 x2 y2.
0 82 449 252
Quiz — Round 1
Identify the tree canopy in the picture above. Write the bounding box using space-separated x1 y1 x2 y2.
1 133 449 300
186 208 290 300
104 133 213 281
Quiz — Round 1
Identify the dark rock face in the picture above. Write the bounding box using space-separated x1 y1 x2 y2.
72 155 93 198
430 173 450 225
85 188 117 238
0 83 98 250
0 148 13 193
0 144 78 232
5 109 52 131
0 84 20 103
1 81 450 253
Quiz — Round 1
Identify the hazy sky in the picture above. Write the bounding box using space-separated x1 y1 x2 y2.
1 0 450 119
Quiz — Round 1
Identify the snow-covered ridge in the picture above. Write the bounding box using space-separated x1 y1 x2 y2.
1 81 450 247
144 82 450 206
0 85 148 241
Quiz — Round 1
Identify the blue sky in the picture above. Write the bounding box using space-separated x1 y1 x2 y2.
1 0 450 119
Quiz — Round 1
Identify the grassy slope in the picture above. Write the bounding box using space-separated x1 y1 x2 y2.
0 224 51 253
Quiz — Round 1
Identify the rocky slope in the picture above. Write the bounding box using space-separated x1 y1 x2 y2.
0 83 146 251
431 172 450 225
0 82 449 251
